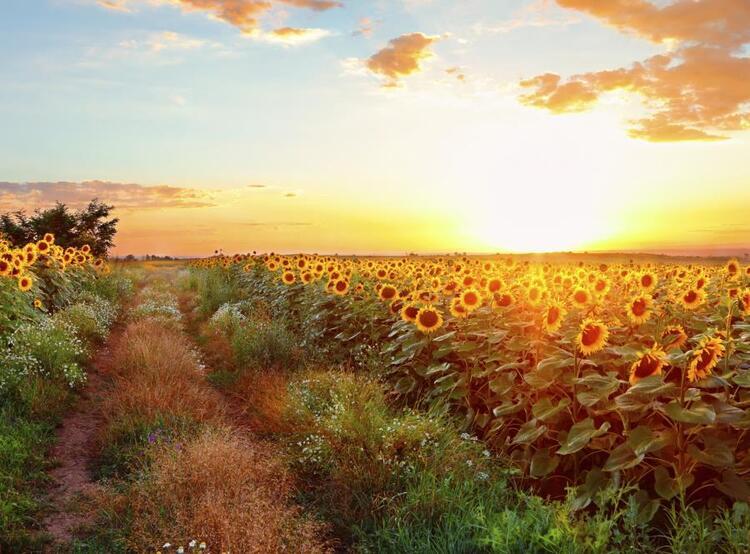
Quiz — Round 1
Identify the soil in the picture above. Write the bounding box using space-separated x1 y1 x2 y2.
40 327 123 550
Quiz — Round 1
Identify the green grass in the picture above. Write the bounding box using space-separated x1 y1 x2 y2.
0 398 63 550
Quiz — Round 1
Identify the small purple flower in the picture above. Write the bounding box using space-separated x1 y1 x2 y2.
175 442 183 451
147 432 157 444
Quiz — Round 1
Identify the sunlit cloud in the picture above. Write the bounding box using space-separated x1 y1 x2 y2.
0 181 216 211
252 27 332 46
366 33 440 87
520 0 750 141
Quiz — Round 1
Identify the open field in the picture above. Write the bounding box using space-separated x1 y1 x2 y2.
4 238 750 552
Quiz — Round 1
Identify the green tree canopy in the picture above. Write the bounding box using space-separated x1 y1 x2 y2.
0 199 118 257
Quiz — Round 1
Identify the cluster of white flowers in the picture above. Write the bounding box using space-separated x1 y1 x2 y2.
0 317 87 391
208 302 247 335
131 289 183 323
54 300 115 341
295 433 329 467
158 539 208 553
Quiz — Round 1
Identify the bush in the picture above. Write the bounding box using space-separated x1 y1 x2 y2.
284 371 503 546
0 318 87 393
231 319 300 371
53 299 116 346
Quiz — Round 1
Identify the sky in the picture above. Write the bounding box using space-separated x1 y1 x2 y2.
0 0 749 257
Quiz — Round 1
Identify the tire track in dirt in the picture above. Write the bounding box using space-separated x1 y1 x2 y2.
39 324 125 550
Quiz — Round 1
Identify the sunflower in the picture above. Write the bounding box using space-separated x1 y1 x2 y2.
33 298 43 310
0 259 10 276
43 233 55 244
389 298 404 316
739 289 750 316
493 292 513 309
36 239 50 254
415 305 444 334
332 279 349 295
662 325 688 351
687 337 725 382
571 287 590 308
460 288 482 312
301 271 314 284
629 347 667 385
379 284 398 301
639 272 657 292
726 258 740 280
593 278 609 296
400 303 420 323
486 278 502 294
527 285 543 306
281 271 296 285
542 303 565 333
577 319 609 355
626 294 652 325
680 288 704 310
450 297 469 319
18 274 33 292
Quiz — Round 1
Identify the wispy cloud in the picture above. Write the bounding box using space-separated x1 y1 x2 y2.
519 0 750 142
252 27 332 46
473 0 579 35
97 0 341 35
0 181 216 211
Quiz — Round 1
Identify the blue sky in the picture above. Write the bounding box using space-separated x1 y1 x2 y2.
1 0 748 256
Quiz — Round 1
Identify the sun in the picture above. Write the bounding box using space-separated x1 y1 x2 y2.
468 196 615 253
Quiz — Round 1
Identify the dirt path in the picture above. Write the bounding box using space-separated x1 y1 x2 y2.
40 326 124 550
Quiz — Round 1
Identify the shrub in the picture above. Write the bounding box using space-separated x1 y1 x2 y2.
284 371 502 545
208 302 247 338
231 319 300 371
53 299 115 346
0 318 87 393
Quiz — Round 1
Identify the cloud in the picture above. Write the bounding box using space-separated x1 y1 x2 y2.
474 0 579 35
445 66 466 82
366 33 439 87
118 30 209 53
254 26 332 45
284 192 297 197
247 184 267 188
98 0 341 35
519 0 750 142
0 181 216 211
352 17 379 37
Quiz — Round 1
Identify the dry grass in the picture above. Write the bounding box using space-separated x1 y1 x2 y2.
94 301 331 551
100 319 225 427
230 371 297 435
119 426 331 553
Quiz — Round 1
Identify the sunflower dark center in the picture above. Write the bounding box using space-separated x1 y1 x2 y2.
632 299 647 316
581 325 601 346
547 306 560 324
419 310 439 328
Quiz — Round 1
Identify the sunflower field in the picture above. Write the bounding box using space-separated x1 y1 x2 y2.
190 252 750 520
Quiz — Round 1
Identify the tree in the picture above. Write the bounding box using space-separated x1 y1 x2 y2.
0 199 119 257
